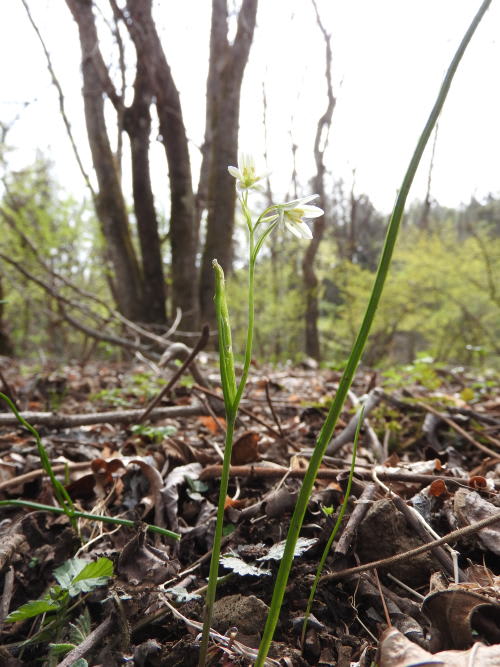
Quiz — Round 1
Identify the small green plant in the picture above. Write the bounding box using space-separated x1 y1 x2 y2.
130 423 177 442
198 155 324 665
0 392 180 541
5 557 113 666
382 352 445 391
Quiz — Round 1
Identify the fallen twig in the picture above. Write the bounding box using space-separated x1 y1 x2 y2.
199 464 500 489
417 401 499 458
0 404 206 428
320 509 500 583
0 461 91 493
138 325 210 424
56 615 113 667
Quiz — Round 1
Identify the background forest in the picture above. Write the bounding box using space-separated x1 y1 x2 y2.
0 0 499 371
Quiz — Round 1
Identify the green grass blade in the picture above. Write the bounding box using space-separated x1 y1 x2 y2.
255 2 492 663
301 406 363 644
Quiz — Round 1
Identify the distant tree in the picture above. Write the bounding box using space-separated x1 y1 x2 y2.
302 0 335 360
60 0 258 329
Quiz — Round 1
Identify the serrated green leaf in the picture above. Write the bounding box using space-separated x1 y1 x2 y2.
5 598 60 622
71 557 113 586
220 555 270 577
54 558 89 589
257 537 317 562
69 607 91 644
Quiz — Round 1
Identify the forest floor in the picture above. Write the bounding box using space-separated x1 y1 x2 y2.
0 356 499 666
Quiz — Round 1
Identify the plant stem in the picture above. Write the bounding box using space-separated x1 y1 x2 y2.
0 500 180 539
199 218 257 665
301 407 362 644
255 2 492 663
198 415 235 664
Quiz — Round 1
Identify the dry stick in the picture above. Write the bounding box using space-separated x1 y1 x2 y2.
0 461 91 493
320 510 500 583
0 533 26 571
264 379 284 437
0 566 15 631
56 615 113 667
199 464 500 489
138 325 210 424
334 483 377 557
326 388 383 456
373 569 392 628
0 404 205 428
418 401 499 458
390 493 463 581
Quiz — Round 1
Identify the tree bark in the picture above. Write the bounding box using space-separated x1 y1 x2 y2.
125 0 198 330
198 0 258 325
123 60 167 324
302 1 336 360
65 0 145 322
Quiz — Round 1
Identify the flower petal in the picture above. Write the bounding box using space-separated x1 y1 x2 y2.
228 166 240 179
301 205 324 218
286 221 312 239
282 194 319 210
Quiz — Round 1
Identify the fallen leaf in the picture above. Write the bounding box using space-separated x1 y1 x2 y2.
231 431 260 465
379 626 500 667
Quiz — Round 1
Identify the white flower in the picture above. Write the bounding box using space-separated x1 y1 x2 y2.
228 152 268 191
277 195 323 239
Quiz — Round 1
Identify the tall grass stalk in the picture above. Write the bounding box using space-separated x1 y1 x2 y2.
255 2 492 663
301 406 364 645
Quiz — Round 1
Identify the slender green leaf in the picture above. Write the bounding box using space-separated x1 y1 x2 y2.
213 260 237 409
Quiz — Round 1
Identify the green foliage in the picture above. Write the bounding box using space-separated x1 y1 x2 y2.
321 223 500 368
91 372 167 408
0 156 112 357
130 423 177 442
6 558 112 666
5 558 113 624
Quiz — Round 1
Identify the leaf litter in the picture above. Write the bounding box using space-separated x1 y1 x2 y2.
0 357 499 665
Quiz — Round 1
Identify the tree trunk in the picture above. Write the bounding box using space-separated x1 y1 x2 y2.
198 0 258 325
302 3 336 361
65 0 145 322
125 0 198 330
123 61 167 324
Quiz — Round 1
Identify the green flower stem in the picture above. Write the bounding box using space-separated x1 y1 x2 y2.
198 415 236 663
199 202 257 665
1 392 76 528
255 3 491 664
301 407 363 644
0 499 180 539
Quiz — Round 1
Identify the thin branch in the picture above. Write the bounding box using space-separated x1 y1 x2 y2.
320 509 500 583
21 0 96 198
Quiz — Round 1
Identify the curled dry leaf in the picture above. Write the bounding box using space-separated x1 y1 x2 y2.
379 626 500 667
422 588 500 651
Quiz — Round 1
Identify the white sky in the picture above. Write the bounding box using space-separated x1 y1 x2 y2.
1 0 499 214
